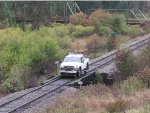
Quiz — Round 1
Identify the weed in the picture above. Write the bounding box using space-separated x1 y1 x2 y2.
106 99 127 113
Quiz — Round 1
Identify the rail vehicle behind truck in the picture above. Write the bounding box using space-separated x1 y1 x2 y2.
59 53 89 77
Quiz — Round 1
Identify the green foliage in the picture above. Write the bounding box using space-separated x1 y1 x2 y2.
73 25 95 37
97 26 111 36
0 27 67 91
106 32 117 51
126 25 140 37
110 14 127 34
3 75 23 92
1 2 16 27
57 36 71 50
66 24 75 34
52 24 70 37
120 76 146 93
93 71 103 84
116 50 135 80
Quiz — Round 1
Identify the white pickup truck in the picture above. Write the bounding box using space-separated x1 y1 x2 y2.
59 53 89 77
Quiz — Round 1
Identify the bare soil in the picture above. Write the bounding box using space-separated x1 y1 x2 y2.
0 86 8 99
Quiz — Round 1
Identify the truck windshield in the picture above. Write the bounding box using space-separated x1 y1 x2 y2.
63 57 81 62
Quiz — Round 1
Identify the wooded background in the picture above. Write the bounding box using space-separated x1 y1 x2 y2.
0 1 149 27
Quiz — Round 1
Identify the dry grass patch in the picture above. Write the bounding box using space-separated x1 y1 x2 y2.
70 34 106 53
46 82 150 113
116 35 131 47
70 37 89 53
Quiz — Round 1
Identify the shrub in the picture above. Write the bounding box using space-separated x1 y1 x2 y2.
106 32 117 51
69 13 87 25
89 9 111 27
116 50 135 80
120 76 146 93
57 36 71 50
106 99 127 113
66 24 75 34
86 34 104 53
110 14 127 34
126 25 140 37
52 24 70 37
0 27 67 91
73 25 95 37
97 26 111 36
3 75 23 92
134 44 150 70
92 71 103 84
136 67 150 88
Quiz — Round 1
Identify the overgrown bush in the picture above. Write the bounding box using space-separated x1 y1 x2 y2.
106 99 127 113
0 27 67 92
69 13 87 25
97 26 111 36
136 67 150 88
86 34 104 53
89 9 111 27
73 25 95 37
52 24 70 37
2 74 23 92
110 14 127 34
106 32 117 51
92 71 103 84
120 76 146 93
133 44 150 70
66 24 75 34
57 36 71 50
116 50 135 80
127 25 140 37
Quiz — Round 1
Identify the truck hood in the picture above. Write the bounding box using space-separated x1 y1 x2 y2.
60 62 80 68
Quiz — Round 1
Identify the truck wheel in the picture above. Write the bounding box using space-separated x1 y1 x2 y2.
77 67 81 78
86 63 89 70
60 73 64 78
84 70 87 75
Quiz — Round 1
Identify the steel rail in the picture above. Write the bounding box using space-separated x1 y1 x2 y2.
0 76 61 108
89 35 150 66
7 79 73 113
71 35 150 83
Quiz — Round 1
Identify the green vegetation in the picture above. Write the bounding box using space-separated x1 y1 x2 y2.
116 50 134 79
0 8 150 93
92 71 103 84
106 32 117 51
73 25 95 38
97 26 111 37
0 27 67 92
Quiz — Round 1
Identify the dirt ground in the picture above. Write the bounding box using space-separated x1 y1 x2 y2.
0 86 8 99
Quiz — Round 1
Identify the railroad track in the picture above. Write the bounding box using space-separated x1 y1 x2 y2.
70 34 150 84
0 34 150 113
0 77 73 113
